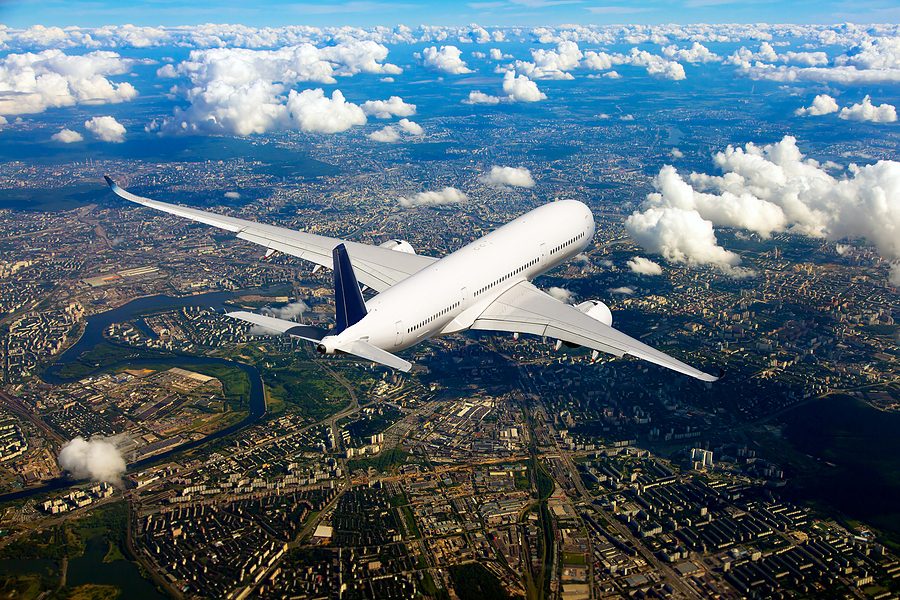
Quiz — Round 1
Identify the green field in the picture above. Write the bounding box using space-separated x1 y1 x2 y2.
263 360 351 420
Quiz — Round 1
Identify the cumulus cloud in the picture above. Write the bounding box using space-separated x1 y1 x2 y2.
286 89 366 133
835 243 851 255
464 91 502 105
490 48 513 60
369 126 400 142
0 49 137 116
547 287 574 303
671 148 684 158
627 256 663 275
85 116 126 142
625 48 686 80
627 135 900 282
839 95 897 123
795 94 839 116
361 96 416 119
625 207 747 275
662 42 720 64
511 41 582 80
156 43 397 135
891 263 900 288
58 436 127 485
224 191 241 199
51 128 83 143
263 300 308 320
416 45 473 74
398 187 468 208
608 286 635 296
503 71 546 102
479 166 535 188
397 118 423 135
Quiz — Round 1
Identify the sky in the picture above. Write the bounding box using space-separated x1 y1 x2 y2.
2 0 899 30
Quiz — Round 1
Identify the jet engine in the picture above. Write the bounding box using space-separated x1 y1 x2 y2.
379 239 416 254
316 337 341 355
575 300 613 326
554 300 613 351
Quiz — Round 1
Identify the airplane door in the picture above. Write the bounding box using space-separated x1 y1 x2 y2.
540 242 548 266
395 320 404 347
461 287 468 310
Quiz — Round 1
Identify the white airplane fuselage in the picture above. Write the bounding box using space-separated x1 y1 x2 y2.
318 200 595 354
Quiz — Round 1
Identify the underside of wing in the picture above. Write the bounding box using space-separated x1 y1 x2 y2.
105 178 436 292
471 281 719 382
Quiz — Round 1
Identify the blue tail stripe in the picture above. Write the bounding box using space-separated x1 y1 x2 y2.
333 244 367 333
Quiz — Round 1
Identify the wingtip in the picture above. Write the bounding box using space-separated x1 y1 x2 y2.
104 175 114 187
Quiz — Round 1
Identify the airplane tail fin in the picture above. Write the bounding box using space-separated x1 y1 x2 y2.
333 243 367 333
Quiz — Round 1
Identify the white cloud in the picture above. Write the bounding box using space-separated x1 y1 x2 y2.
835 243 851 255
224 191 241 199
361 96 416 119
626 135 900 282
608 286 635 295
490 48 513 60
891 263 900 288
156 42 397 135
625 207 747 275
479 166 535 188
398 187 468 208
625 48 686 80
369 126 400 142
839 95 897 123
795 94 839 116
464 91 502 105
85 116 126 142
262 300 308 320
0 49 137 116
547 287 574 303
512 41 582 80
671 148 684 158
397 118 424 135
416 45 473 74
285 89 366 134
58 436 127 485
603 71 621 79
627 256 663 275
502 71 546 102
51 128 83 143
662 42 720 64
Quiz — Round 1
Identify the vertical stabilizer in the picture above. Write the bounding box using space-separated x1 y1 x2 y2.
333 243 367 333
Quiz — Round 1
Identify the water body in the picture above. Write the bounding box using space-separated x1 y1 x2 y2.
67 537 169 599
781 395 900 538
0 292 268 503
665 126 683 145
46 291 241 371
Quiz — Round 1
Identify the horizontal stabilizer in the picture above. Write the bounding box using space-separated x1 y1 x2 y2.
227 311 328 343
340 339 411 372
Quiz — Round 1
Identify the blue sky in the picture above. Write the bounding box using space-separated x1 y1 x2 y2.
2 0 898 30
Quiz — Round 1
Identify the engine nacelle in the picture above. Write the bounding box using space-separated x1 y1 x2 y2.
379 239 416 254
316 336 341 355
575 300 613 327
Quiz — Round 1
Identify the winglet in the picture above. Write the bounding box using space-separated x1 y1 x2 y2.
104 175 115 188
333 243 367 333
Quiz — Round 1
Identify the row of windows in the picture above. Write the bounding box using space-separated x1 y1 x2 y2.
474 257 540 298
551 231 585 255
408 301 461 333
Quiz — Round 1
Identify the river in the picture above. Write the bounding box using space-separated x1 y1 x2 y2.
0 291 268 502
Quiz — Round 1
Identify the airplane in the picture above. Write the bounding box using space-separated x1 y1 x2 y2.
104 176 719 382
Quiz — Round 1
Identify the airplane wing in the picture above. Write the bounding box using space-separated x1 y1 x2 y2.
105 177 436 292
470 281 719 382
